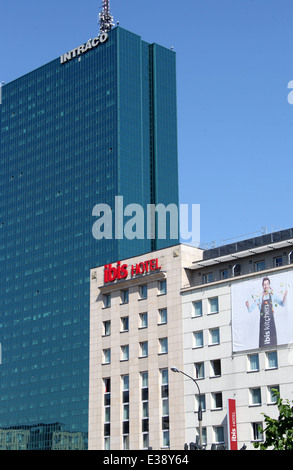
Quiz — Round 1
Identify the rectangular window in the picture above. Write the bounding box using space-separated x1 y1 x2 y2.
233 264 241 276
159 338 168 355
121 289 129 304
140 285 147 299
274 256 283 267
213 426 224 444
158 280 167 295
248 353 259 371
268 385 279 404
139 312 148 328
210 359 221 377
121 316 129 332
198 394 206 412
220 269 228 280
194 362 205 379
209 297 219 314
252 422 263 442
103 349 111 364
266 351 278 369
104 378 111 450
103 320 111 336
159 308 167 324
103 293 111 308
203 273 213 284
121 345 129 361
250 387 262 406
139 341 148 358
193 331 204 348
122 375 129 450
210 328 220 345
192 301 202 318
212 392 223 410
141 372 149 449
255 260 265 272
161 369 170 448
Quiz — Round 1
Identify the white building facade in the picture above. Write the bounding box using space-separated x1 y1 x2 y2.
182 229 293 449
89 228 293 450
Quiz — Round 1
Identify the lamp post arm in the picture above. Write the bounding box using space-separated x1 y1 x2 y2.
176 370 201 396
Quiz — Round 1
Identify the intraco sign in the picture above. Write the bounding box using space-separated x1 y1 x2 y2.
104 258 161 284
60 32 109 64
227 399 238 450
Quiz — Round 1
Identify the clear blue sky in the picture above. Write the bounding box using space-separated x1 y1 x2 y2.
1 0 293 247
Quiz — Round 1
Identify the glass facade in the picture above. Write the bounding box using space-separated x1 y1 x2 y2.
0 27 179 449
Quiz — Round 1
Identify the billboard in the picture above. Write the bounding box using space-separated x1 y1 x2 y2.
231 271 292 352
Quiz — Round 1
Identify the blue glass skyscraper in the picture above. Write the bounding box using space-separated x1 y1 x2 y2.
0 23 179 449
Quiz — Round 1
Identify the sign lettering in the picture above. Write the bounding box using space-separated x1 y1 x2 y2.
227 399 238 450
104 258 161 284
60 33 108 64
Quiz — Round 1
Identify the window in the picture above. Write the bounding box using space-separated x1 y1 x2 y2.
159 337 168 355
220 269 228 280
121 289 129 304
209 328 220 345
255 260 265 272
104 378 111 450
161 369 170 448
103 349 111 364
158 280 167 295
274 256 283 267
233 264 241 276
159 308 167 324
213 426 224 444
140 285 147 299
141 372 149 449
139 341 148 358
192 300 202 318
266 350 278 369
248 353 259 371
199 427 207 447
252 422 263 442
203 273 213 284
194 362 205 379
121 345 129 361
139 312 148 328
250 387 262 406
103 293 111 308
122 375 129 450
212 392 223 410
193 331 203 348
121 316 129 332
103 320 111 336
210 359 221 377
197 394 206 412
209 297 219 314
268 386 279 404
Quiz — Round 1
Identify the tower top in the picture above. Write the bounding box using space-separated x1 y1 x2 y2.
99 0 114 33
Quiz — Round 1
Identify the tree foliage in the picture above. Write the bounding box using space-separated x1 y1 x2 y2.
254 391 293 450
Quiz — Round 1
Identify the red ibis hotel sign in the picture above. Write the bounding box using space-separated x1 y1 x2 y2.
104 258 161 284
227 399 238 450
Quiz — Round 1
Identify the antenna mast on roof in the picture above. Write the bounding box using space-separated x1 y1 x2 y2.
99 0 114 33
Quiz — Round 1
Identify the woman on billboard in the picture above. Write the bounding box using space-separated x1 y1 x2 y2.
245 277 287 348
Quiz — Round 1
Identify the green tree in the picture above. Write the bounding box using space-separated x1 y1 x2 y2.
254 391 293 450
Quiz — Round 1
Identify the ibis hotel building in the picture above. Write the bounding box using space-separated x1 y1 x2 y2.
0 15 179 449
89 228 293 450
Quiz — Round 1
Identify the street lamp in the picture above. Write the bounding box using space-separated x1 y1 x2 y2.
171 366 203 448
